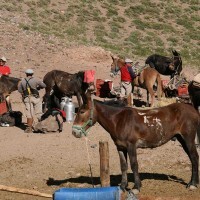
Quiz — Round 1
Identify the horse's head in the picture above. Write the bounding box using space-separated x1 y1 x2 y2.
171 50 182 75
110 55 125 77
72 90 96 138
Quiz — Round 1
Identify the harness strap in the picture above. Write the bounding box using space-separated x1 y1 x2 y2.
72 99 94 137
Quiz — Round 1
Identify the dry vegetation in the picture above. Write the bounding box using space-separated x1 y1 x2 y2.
0 0 199 66
0 1 200 200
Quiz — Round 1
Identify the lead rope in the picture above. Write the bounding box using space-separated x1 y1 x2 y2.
84 137 94 188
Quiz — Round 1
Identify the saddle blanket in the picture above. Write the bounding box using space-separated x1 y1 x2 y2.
193 73 200 84
84 70 95 83
193 73 200 88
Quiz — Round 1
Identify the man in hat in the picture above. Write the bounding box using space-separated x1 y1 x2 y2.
0 56 11 76
119 58 137 106
18 69 46 133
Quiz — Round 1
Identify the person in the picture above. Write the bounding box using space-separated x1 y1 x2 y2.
0 56 12 111
119 58 137 106
0 56 11 76
18 69 46 133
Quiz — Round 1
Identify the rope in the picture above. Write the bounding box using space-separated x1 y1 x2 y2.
84 137 94 188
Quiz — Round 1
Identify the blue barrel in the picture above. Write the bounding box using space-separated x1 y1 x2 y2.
53 187 121 200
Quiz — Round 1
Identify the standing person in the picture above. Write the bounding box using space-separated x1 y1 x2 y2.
18 69 46 133
120 58 137 106
0 56 11 76
0 56 11 111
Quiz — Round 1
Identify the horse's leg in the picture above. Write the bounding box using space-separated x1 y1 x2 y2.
147 87 155 107
176 134 199 188
127 143 141 194
5 95 12 111
118 149 128 191
42 87 52 112
146 90 149 107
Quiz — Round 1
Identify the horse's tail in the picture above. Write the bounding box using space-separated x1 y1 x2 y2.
156 73 162 100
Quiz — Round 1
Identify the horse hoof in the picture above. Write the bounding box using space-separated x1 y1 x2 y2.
189 185 198 190
132 188 140 194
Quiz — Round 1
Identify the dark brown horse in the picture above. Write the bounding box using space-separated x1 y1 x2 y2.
42 70 95 111
72 91 199 194
110 56 162 107
0 75 21 111
145 50 182 78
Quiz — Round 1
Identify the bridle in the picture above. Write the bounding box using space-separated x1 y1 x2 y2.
72 100 94 137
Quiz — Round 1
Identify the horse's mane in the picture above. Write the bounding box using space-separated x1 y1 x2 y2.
93 99 127 111
0 75 20 82
75 71 85 81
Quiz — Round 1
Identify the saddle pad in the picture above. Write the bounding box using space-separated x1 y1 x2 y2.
0 101 8 115
193 73 200 84
84 70 95 83
193 81 200 89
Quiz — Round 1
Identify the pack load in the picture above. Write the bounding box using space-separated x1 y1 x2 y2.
193 73 200 88
34 108 66 133
0 111 22 127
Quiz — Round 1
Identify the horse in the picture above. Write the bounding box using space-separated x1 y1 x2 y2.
0 75 21 111
72 90 199 194
188 74 200 111
42 70 95 112
145 50 182 78
110 56 162 107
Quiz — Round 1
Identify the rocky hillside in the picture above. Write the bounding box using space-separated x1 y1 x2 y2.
0 0 199 72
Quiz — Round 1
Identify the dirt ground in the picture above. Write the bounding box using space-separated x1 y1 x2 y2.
1 23 200 200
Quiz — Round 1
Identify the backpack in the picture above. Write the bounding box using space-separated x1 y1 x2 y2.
34 109 66 133
22 78 39 98
0 111 22 127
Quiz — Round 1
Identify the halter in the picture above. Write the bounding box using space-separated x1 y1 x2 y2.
72 100 94 137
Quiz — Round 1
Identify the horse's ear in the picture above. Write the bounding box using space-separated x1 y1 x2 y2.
111 54 117 61
85 90 92 109
172 49 178 56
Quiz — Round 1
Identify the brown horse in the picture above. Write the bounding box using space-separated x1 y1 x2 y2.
72 91 199 194
145 50 182 79
110 56 162 107
0 75 21 111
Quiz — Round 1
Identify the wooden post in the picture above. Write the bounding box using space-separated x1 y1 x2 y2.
99 141 110 187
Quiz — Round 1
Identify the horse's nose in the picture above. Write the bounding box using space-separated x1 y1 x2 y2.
72 129 82 138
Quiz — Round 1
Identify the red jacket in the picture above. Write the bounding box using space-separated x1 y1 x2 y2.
120 64 132 82
0 66 11 75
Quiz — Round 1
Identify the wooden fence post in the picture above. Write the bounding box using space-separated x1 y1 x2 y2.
99 140 110 187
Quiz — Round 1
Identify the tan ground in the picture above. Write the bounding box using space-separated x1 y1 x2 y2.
0 23 200 200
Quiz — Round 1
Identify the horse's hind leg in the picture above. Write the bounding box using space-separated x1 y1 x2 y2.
127 143 141 194
146 88 155 107
176 134 199 188
118 149 128 191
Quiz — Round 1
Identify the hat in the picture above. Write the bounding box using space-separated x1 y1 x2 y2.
0 56 7 62
125 58 133 63
25 69 34 74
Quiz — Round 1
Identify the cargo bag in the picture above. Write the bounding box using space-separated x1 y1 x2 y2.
34 109 66 133
0 111 22 127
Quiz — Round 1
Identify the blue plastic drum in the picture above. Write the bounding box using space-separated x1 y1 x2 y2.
53 187 121 200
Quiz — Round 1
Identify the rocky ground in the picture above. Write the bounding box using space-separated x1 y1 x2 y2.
0 21 200 200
